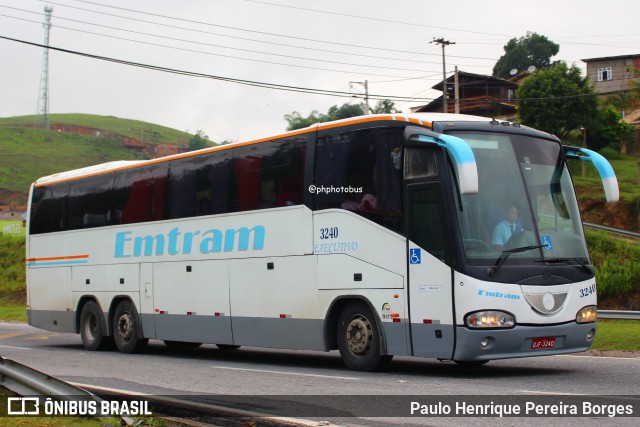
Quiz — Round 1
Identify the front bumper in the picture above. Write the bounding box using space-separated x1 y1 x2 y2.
453 322 596 361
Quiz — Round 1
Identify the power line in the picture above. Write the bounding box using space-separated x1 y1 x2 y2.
55 0 496 62
4 35 629 107
31 1 492 67
0 35 438 102
242 0 510 38
0 13 429 79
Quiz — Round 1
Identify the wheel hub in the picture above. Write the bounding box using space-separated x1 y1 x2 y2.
117 313 133 341
346 316 372 356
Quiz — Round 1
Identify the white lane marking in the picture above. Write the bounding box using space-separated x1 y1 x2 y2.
520 390 585 395
0 344 30 350
556 354 640 361
212 366 359 380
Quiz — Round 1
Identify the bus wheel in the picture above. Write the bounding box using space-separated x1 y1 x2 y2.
337 302 392 371
216 344 240 351
113 300 148 354
164 340 202 349
79 301 113 351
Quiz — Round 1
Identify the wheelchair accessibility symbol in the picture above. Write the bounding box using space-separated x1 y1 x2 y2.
409 248 421 264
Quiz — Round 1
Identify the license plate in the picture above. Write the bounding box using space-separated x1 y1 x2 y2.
532 337 556 349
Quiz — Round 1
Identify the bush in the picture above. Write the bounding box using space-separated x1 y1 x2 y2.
586 230 640 299
0 234 25 301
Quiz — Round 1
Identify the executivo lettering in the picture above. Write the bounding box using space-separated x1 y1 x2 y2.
114 225 265 258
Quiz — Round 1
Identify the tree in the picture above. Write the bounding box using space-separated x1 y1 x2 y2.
586 105 634 152
372 100 400 114
188 130 214 151
516 63 597 140
283 110 324 131
284 100 400 131
493 32 559 79
325 103 365 121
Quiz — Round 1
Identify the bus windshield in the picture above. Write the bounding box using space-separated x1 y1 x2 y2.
448 131 589 267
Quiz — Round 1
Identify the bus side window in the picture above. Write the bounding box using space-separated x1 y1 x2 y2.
30 183 69 234
114 163 168 225
230 136 306 213
67 173 114 229
314 128 403 232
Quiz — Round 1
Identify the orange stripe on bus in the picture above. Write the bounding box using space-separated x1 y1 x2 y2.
33 115 432 187
26 254 89 262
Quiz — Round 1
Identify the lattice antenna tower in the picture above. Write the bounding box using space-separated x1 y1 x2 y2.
35 3 53 129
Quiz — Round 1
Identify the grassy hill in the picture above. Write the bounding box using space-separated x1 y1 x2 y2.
570 147 640 231
1 113 191 146
0 114 192 201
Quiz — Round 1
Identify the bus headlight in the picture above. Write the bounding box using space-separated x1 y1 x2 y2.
465 311 515 329
576 306 597 323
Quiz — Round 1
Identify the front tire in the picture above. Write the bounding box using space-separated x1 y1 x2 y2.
337 301 392 371
79 301 113 351
112 300 148 354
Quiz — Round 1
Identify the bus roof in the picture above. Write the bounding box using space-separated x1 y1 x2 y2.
34 113 495 186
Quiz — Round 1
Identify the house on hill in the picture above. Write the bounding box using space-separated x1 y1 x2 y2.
411 71 518 119
582 54 640 154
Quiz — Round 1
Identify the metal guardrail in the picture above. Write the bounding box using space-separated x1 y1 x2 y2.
0 356 101 398
598 310 640 320
0 356 136 425
584 222 640 239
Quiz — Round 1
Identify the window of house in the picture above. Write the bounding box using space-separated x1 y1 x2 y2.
597 67 612 82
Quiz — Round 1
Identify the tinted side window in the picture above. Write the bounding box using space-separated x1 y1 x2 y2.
30 183 69 234
314 128 403 232
409 187 447 261
113 163 168 224
167 150 230 218
68 173 114 229
230 136 306 212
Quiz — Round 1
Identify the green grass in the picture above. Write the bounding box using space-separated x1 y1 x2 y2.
586 229 640 299
0 113 191 146
0 234 25 302
0 114 193 199
591 319 640 351
0 302 26 321
0 126 145 196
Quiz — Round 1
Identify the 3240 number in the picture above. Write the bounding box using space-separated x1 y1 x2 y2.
320 227 339 239
579 284 596 298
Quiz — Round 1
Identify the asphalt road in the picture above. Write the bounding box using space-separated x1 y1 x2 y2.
0 321 638 426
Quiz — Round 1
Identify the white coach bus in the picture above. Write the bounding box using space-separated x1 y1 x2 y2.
26 113 618 371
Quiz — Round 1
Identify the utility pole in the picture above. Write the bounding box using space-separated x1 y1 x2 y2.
350 80 371 114
431 38 455 113
35 3 53 129
454 66 460 114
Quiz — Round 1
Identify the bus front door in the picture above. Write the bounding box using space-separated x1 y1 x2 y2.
406 183 455 359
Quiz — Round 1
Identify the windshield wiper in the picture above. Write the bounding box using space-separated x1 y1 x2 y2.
535 257 593 274
487 245 546 277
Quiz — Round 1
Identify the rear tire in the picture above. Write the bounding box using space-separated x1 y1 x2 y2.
79 301 113 351
112 300 148 354
337 301 392 371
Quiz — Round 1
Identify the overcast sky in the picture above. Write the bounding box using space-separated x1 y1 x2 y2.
1 0 638 143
